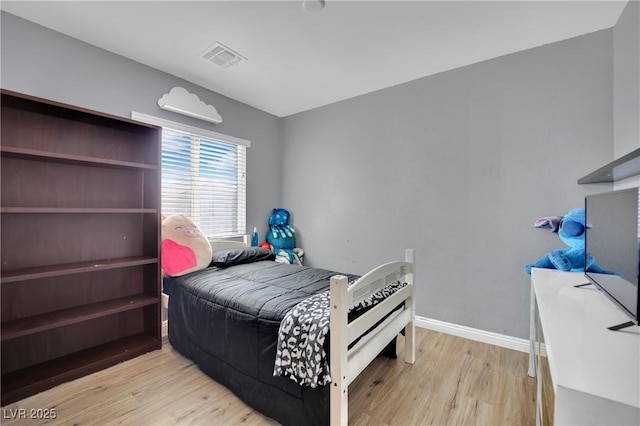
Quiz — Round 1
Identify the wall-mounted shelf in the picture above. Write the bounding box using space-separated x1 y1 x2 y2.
578 148 640 184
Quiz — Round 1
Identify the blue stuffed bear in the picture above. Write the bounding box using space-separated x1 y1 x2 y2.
523 207 612 276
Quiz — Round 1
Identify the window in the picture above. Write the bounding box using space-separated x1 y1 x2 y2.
131 112 250 238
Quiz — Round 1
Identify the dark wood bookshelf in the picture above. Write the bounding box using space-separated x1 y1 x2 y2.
0 89 162 404
0 145 159 170
0 256 158 283
1 295 158 341
0 207 158 214
1 333 159 406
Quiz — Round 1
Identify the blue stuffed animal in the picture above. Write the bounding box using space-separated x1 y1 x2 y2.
523 207 612 276
266 208 302 264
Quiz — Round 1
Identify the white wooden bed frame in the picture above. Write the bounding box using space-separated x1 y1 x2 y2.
162 237 415 426
330 248 415 425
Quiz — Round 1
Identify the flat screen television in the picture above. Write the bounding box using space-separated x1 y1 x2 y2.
584 187 639 331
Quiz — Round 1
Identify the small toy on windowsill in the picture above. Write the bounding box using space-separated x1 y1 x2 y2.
523 207 614 276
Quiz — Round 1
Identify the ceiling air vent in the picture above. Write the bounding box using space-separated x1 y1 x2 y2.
200 42 247 69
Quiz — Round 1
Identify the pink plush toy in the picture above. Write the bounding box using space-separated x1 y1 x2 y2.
161 214 212 276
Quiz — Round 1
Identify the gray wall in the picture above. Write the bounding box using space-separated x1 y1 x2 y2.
281 30 615 339
3 8 637 340
0 12 282 237
614 0 640 159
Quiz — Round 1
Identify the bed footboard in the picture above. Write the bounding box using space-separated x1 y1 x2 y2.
329 249 415 425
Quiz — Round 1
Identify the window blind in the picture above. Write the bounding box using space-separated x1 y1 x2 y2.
130 112 248 239
161 127 246 238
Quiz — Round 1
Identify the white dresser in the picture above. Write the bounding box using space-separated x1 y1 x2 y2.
530 268 639 426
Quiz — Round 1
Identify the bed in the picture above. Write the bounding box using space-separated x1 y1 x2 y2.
162 238 415 425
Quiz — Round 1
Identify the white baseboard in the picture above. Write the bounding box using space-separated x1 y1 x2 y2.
415 315 530 353
161 314 528 353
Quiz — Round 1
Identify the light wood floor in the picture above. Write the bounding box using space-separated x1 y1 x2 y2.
2 327 536 426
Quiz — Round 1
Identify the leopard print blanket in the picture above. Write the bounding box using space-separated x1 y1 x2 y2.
273 280 407 387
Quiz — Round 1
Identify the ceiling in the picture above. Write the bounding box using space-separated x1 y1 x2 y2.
1 1 628 117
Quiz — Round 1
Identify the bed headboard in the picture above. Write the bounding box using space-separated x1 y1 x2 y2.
209 235 250 252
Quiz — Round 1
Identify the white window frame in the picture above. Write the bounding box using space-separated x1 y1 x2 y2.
131 112 250 238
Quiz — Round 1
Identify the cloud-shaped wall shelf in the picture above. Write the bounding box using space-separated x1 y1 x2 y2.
157 87 222 124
